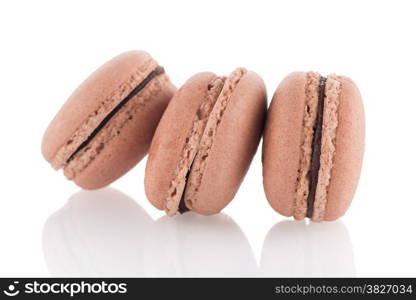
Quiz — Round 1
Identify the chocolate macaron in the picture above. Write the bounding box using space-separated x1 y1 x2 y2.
145 69 267 216
263 72 365 221
42 51 176 189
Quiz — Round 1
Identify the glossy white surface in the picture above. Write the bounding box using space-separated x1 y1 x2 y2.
1 0 415 277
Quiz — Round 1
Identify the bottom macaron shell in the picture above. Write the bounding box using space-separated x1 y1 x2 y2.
324 76 364 221
262 72 307 217
189 72 267 215
73 81 176 189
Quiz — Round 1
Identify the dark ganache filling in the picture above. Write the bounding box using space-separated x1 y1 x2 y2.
178 192 190 214
178 157 194 214
66 66 165 163
306 76 327 218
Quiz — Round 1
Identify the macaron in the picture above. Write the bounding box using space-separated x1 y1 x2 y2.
145 69 267 216
262 72 365 221
42 51 176 189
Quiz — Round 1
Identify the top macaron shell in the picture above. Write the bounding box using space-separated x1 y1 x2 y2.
262 72 364 221
42 51 176 189
145 70 267 215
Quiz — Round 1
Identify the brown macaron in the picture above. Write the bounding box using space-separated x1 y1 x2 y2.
263 72 365 221
145 69 267 216
42 51 176 189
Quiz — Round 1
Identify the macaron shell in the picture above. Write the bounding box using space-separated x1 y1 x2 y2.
144 72 217 210
190 71 267 215
74 76 176 189
324 76 364 221
42 50 155 165
262 72 307 217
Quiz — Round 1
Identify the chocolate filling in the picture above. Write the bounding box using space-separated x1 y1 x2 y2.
178 158 194 214
306 76 326 218
66 66 165 163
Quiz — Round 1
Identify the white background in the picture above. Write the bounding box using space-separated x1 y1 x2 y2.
0 0 415 277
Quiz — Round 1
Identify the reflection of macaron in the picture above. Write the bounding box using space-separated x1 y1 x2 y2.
144 213 257 277
145 69 267 216
263 72 365 221
42 188 152 276
260 220 355 277
42 51 176 189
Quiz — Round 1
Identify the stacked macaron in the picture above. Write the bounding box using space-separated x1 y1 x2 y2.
42 51 364 221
